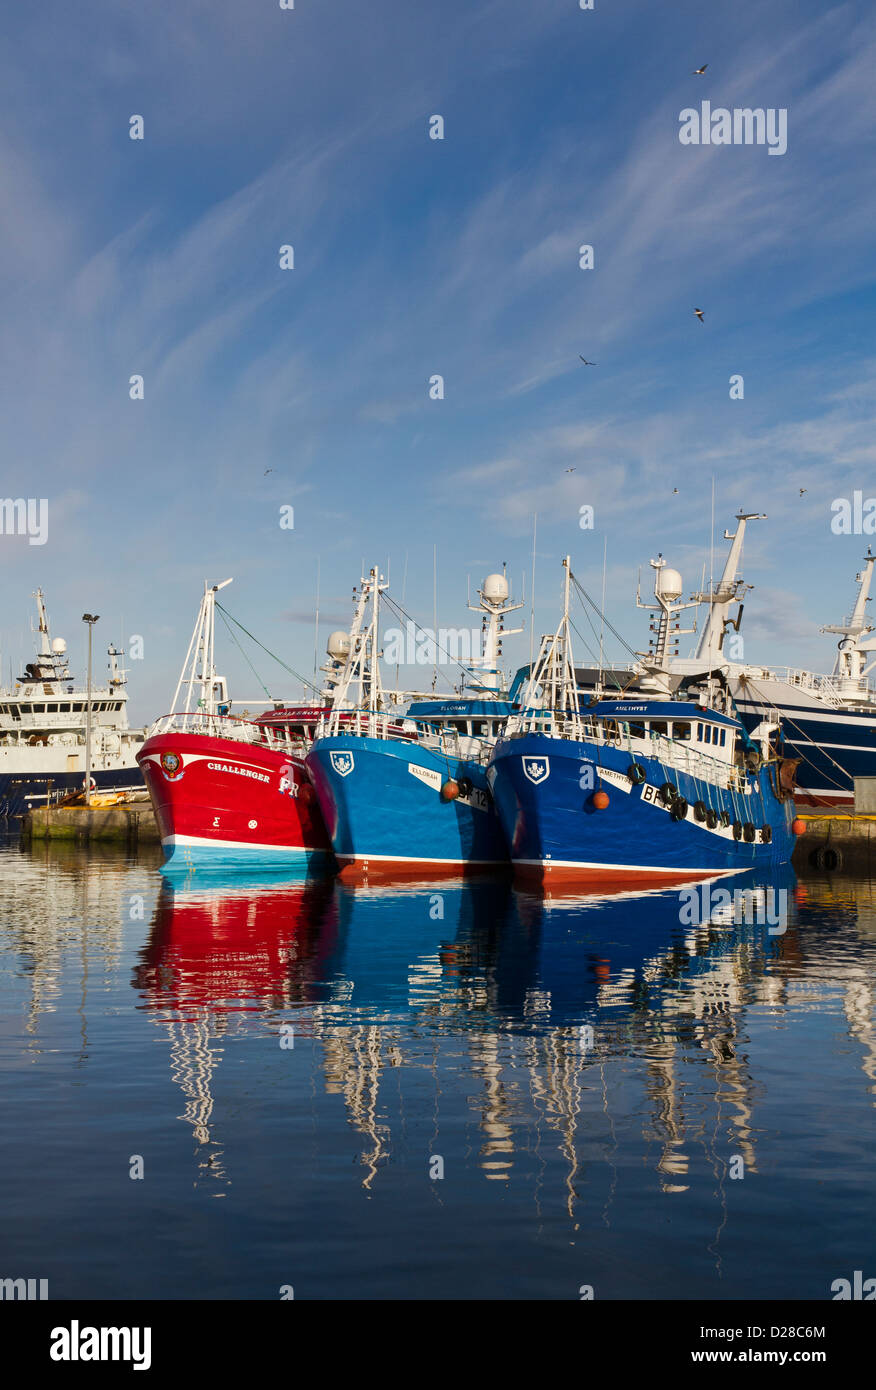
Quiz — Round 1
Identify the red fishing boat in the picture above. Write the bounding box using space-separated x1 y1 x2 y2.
138 579 344 873
138 707 333 871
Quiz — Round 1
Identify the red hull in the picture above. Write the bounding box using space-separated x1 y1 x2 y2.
138 731 331 870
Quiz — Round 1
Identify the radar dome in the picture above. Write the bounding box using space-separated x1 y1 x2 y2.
483 573 509 602
52 638 67 654
327 630 351 660
656 567 683 601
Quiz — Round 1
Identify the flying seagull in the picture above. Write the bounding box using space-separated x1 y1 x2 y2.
579 356 597 365
694 308 705 323
673 488 679 494
264 468 273 475
799 488 807 496
565 467 576 473
692 64 708 75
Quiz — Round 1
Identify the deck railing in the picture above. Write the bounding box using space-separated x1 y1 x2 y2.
769 667 872 707
505 714 752 792
148 711 306 753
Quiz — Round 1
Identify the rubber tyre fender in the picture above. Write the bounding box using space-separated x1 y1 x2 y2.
811 845 842 871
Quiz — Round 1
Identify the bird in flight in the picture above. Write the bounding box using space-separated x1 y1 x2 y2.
579 356 597 365
264 468 273 475
672 488 679 494
692 64 708 75
565 467 576 474
694 308 705 323
799 488 807 496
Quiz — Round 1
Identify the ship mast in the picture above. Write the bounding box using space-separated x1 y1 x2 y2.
822 551 876 695
636 557 697 696
465 566 524 694
326 567 388 737
165 579 233 728
35 588 51 659
690 512 766 668
512 556 580 733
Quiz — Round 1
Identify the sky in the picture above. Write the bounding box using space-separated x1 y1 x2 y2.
1 0 875 723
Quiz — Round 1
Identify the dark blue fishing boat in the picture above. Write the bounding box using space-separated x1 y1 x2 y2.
488 556 802 887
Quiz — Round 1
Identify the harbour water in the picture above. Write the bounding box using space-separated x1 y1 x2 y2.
1 835 874 1301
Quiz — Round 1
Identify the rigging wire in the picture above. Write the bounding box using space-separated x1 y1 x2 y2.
215 602 322 699
569 572 641 664
216 607 273 702
380 592 486 692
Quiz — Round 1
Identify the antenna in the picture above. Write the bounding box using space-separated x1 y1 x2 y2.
312 556 321 695
529 513 537 672
599 534 607 683
709 475 716 644
432 543 438 692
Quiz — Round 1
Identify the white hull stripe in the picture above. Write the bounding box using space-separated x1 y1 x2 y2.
164 833 316 855
340 852 503 866
793 789 853 800
514 858 746 876
781 741 875 754
735 700 876 727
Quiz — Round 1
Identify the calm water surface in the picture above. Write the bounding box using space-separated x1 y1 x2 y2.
1 836 874 1300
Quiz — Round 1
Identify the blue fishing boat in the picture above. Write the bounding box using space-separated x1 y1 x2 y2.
306 566 524 875
488 555 802 887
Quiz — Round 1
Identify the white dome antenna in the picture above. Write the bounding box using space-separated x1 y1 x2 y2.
327 630 351 660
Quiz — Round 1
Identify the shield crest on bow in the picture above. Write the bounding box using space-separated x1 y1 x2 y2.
523 757 550 785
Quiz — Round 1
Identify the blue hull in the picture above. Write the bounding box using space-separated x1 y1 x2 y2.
0 766 144 819
488 734 795 882
306 734 508 869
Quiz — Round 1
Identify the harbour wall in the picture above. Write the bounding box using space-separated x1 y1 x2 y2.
24 802 160 845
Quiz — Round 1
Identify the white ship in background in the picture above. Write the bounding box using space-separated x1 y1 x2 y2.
583 513 876 808
0 590 145 817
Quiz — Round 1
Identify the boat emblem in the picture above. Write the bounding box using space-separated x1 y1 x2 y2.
523 756 550 785
160 752 184 780
330 751 355 777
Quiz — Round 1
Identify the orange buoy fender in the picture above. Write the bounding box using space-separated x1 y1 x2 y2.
791 817 806 836
592 790 610 810
441 779 460 801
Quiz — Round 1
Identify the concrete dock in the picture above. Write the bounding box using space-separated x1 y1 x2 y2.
24 799 160 846
792 813 876 873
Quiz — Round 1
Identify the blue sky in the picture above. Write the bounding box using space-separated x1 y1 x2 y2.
1 0 875 721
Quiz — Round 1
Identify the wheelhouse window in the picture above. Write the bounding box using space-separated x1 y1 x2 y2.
650 721 667 737
628 721 647 740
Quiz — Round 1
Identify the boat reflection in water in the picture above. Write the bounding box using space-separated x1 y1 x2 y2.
8 835 876 1299
133 864 808 1206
